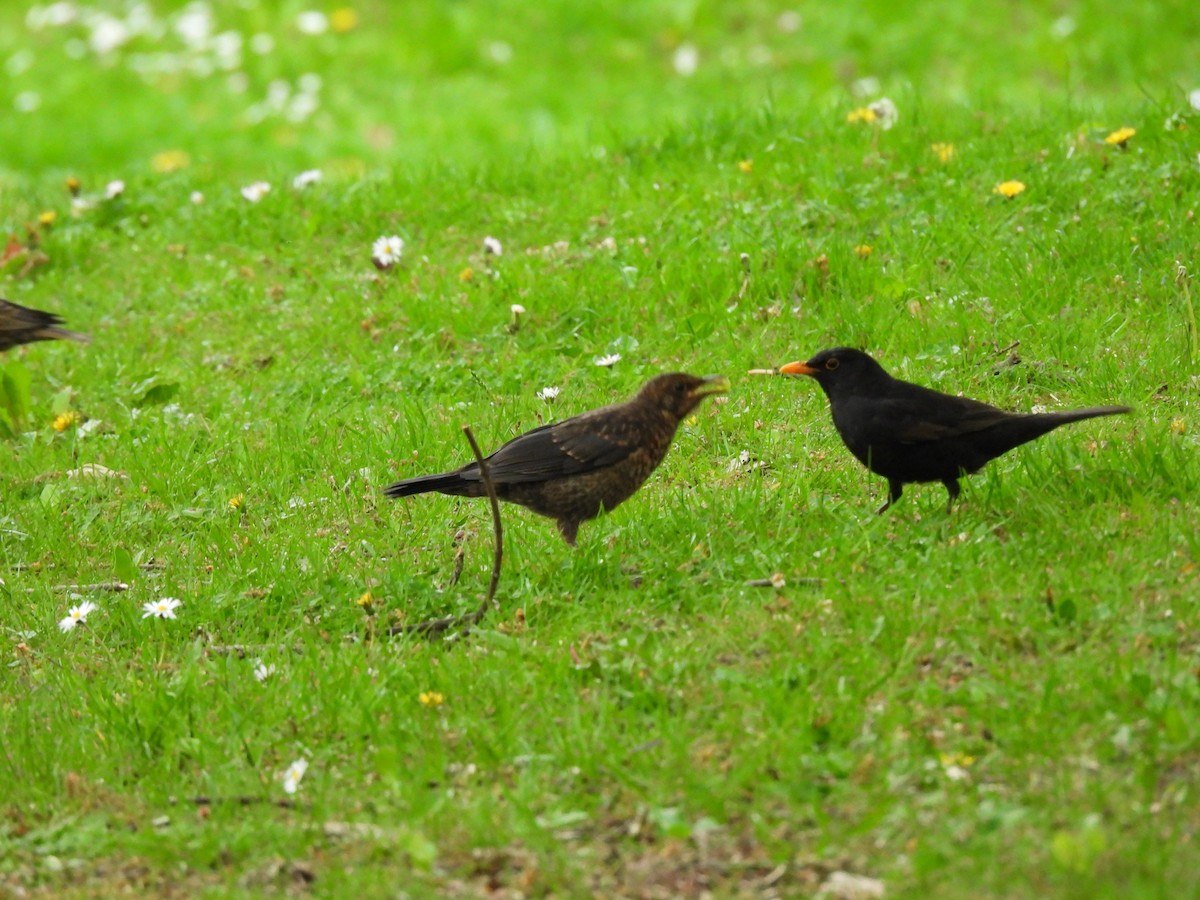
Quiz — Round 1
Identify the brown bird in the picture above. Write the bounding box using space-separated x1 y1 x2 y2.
780 347 1129 512
0 298 89 352
384 373 730 544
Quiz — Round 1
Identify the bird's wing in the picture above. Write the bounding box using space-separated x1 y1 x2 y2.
880 390 1010 444
468 412 638 484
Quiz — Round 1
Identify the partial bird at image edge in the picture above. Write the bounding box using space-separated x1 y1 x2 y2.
0 298 90 352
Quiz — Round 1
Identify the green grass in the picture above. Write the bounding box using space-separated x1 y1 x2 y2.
2 1 1199 896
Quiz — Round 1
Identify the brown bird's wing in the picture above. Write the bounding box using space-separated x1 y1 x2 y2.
474 414 639 484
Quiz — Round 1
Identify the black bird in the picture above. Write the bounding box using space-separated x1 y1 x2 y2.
384 373 730 544
0 298 89 352
779 348 1129 512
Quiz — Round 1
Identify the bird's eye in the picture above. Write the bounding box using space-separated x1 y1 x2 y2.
825 358 840 371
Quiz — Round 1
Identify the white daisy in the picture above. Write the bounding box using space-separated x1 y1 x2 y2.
189 191 204 204
253 660 276 682
281 758 309 794
104 179 125 199
510 303 526 316
483 236 503 256
240 181 271 203
672 43 699 77
58 600 98 633
536 386 560 402
142 597 182 619
250 33 275 55
296 11 328 35
593 353 622 367
292 169 322 189
868 97 899 130
14 91 40 113
372 235 405 269
486 41 512 64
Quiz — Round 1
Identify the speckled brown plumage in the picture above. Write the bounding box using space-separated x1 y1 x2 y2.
384 372 730 544
0 298 89 352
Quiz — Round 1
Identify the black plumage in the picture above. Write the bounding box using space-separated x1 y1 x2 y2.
780 348 1129 512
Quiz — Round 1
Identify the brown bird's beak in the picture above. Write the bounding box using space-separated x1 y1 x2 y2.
778 361 818 376
693 375 731 397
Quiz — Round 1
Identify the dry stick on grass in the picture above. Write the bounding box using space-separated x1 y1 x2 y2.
388 424 503 641
204 643 305 658
39 581 131 593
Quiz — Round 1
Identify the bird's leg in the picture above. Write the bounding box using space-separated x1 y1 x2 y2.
877 479 904 514
942 478 961 512
556 519 580 547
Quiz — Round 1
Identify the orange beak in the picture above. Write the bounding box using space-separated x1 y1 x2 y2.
778 361 818 376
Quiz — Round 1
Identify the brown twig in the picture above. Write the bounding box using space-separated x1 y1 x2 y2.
182 795 296 809
41 582 130 594
203 644 305 658
443 529 469 589
388 424 503 641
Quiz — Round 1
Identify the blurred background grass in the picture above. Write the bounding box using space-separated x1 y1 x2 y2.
2 0 1197 178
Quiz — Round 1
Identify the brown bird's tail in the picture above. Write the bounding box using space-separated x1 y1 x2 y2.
0 300 90 351
32 323 90 345
383 469 483 499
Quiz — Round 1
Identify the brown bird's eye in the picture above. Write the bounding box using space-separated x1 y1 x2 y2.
825 358 840 371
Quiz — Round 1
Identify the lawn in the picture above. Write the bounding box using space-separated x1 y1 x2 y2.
2 1 1199 896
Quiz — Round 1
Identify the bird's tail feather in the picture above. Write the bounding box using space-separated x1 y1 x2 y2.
977 405 1130 461
1046 405 1131 425
1011 405 1131 447
38 325 90 344
383 470 477 499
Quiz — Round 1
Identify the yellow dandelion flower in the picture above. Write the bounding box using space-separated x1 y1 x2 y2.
331 8 359 33
38 210 57 227
931 142 955 163
738 159 753 173
228 494 244 509
1170 418 1186 434
151 149 191 173
65 176 81 196
846 107 878 125
854 244 873 259
419 691 444 707
458 267 474 282
1105 127 1136 147
356 591 373 607
994 180 1026 199
52 410 81 432
938 752 977 767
